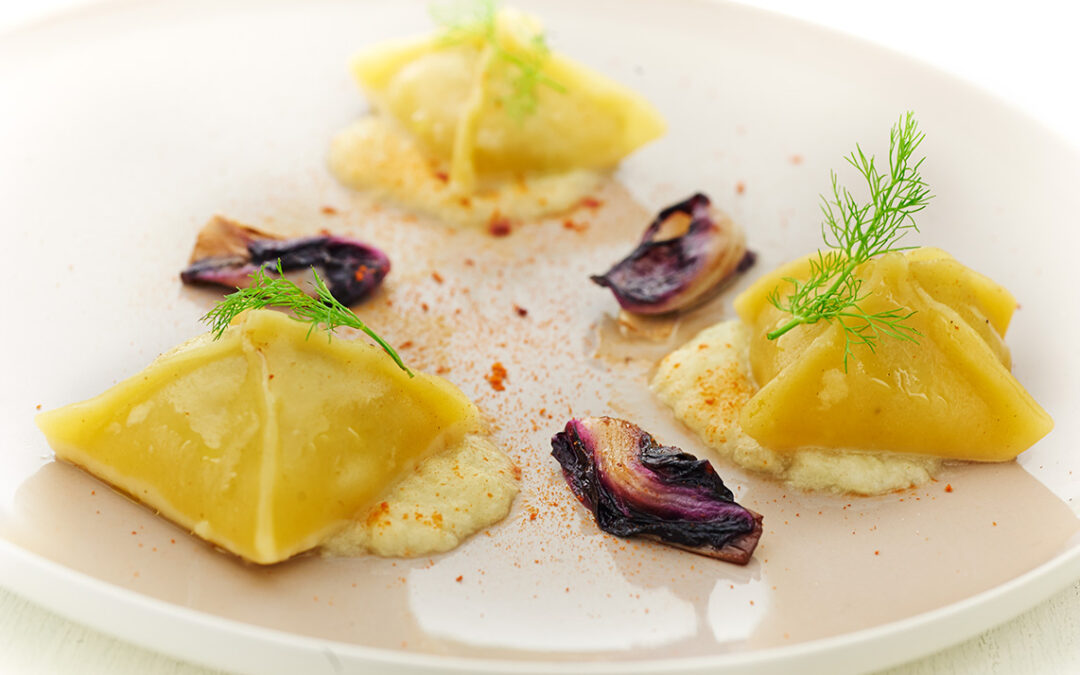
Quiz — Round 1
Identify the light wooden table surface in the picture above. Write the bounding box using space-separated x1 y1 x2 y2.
2 1 1078 674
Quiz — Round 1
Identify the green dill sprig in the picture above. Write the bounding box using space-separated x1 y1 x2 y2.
766 112 933 369
429 0 565 119
201 262 412 377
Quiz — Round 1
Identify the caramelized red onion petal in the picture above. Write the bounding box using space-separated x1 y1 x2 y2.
180 216 389 306
590 193 754 315
551 416 763 565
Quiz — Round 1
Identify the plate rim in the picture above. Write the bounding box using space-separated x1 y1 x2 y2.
2 537 1078 675
2 0 1079 673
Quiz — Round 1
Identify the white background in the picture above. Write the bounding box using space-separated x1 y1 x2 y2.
1 1 1078 673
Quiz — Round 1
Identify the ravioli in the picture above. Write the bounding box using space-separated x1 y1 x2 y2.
734 248 1052 461
352 7 664 187
330 117 604 228
36 310 481 564
651 320 945 495
331 6 664 226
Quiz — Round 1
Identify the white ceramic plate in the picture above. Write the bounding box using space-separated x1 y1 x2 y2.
1 1 1078 673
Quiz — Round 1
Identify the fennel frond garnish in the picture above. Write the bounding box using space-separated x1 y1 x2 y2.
201 262 412 377
766 112 933 369
430 0 565 119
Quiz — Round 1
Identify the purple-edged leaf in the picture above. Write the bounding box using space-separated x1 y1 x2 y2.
180 216 390 306
551 416 763 564
591 193 755 315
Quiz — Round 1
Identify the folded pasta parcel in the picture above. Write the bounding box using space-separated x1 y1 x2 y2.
734 248 1052 461
330 4 666 226
36 310 511 564
652 115 1053 495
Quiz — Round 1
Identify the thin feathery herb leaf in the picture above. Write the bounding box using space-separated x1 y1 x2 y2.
429 0 565 119
767 112 932 370
201 261 413 377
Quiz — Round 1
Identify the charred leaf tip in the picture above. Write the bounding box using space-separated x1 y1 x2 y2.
592 195 752 314
182 218 391 307
550 416 762 564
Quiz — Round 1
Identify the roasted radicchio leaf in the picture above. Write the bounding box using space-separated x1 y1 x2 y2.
551 417 763 564
180 216 390 306
591 193 755 315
